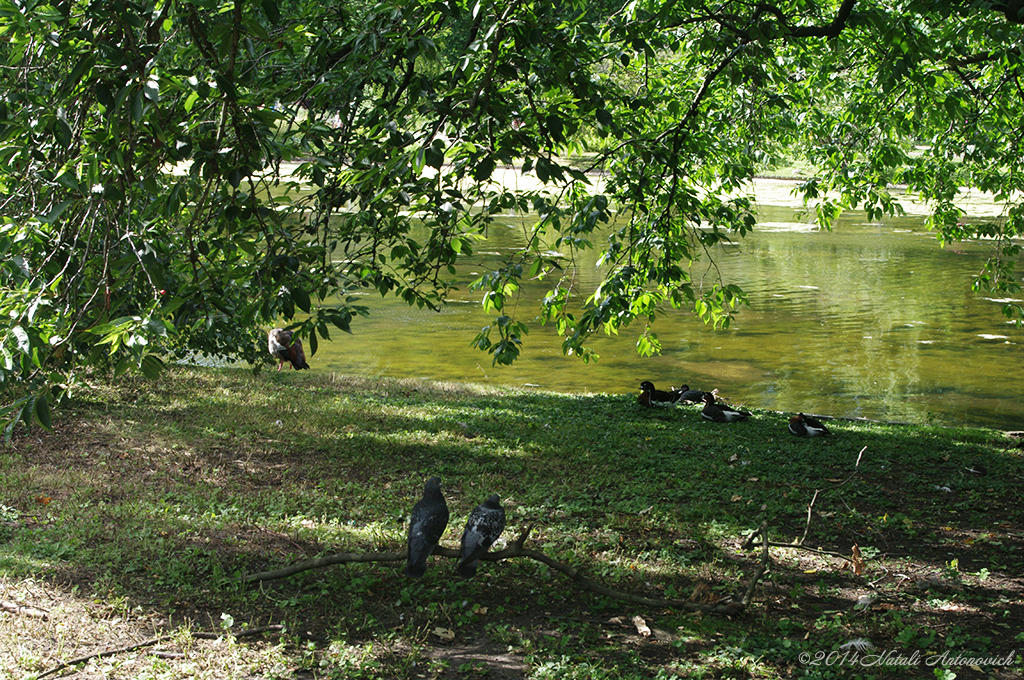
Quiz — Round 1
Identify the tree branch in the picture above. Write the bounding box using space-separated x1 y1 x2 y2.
244 525 760 615
780 0 859 38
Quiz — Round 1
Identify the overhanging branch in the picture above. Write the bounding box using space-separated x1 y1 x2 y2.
762 0 859 38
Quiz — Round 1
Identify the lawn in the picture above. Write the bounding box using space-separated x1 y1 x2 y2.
1 367 1022 679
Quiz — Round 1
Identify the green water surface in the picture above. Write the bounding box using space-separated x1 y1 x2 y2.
306 196 1022 431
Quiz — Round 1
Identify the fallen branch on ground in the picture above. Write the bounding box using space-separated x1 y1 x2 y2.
244 525 764 615
36 625 284 680
1 599 48 619
740 529 855 564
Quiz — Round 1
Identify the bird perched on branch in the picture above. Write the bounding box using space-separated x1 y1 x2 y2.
638 381 681 408
268 328 310 371
701 393 751 422
406 476 450 578
457 494 506 578
788 413 831 437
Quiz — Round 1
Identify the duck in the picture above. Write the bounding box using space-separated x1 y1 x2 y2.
638 381 681 408
268 328 310 371
788 413 831 437
672 384 710 403
701 393 750 422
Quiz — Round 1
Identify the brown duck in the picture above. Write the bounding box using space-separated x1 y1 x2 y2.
268 328 310 371
701 393 750 422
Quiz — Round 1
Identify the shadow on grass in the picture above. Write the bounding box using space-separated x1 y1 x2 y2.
1 367 1022 678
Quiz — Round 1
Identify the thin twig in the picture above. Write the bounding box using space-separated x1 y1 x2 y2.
741 523 771 607
741 531 854 564
790 446 868 546
836 446 868 488
800 489 820 546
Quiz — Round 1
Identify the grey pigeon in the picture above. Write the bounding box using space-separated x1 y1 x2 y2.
457 494 506 578
406 476 449 578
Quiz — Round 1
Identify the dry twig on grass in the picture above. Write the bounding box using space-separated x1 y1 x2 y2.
36 625 285 679
1 599 48 619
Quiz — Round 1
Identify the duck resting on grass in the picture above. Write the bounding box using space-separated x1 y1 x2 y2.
672 384 710 403
701 393 751 422
788 413 831 437
268 328 310 371
638 381 681 408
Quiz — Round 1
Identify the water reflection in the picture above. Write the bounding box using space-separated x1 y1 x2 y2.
315 199 1022 431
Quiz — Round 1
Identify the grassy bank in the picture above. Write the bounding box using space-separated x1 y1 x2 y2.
1 367 1022 679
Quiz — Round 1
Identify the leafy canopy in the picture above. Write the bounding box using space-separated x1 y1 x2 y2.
1 0 1022 433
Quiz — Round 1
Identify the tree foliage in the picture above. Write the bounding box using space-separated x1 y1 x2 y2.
1 0 1022 433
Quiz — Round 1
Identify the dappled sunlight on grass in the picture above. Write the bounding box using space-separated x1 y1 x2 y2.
1 367 1022 678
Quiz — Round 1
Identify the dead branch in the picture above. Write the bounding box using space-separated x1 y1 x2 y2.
789 445 868 546
740 523 771 607
36 625 284 679
1 599 48 619
242 525 541 583
741 527 854 564
244 525 758 615
799 489 820 545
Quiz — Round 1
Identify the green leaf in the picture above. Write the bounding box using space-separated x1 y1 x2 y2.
291 287 311 313
131 88 144 123
261 0 280 23
473 156 496 181
143 79 159 104
35 393 52 429
11 325 29 353
54 117 73 147
44 200 75 224
424 146 444 170
140 354 164 379
114 357 131 378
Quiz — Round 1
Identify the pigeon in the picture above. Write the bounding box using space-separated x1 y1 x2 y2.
701 393 750 422
788 413 831 437
268 328 310 371
457 494 506 578
638 381 681 408
406 476 450 578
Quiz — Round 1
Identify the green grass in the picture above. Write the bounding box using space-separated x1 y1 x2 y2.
1 367 1022 679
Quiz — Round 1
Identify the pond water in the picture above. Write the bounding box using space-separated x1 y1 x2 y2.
309 180 1023 431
